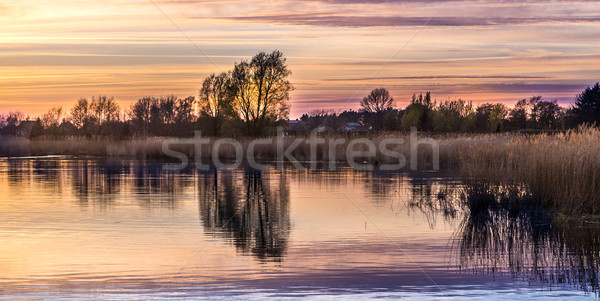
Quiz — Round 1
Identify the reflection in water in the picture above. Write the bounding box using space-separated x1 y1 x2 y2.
405 179 600 295
405 175 464 229
2 158 600 298
198 168 290 261
456 204 600 295
4 158 199 209
404 181 600 296
72 159 126 206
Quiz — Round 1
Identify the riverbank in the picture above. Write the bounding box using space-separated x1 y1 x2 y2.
1 128 598 214
0 132 504 168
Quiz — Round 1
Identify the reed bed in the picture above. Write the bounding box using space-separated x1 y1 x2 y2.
460 127 600 214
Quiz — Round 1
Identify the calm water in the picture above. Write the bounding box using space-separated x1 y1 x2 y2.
0 158 598 300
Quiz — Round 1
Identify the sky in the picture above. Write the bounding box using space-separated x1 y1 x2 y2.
0 0 599 119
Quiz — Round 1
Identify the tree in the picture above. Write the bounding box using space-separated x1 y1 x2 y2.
507 96 563 130
90 95 119 124
489 103 507 132
41 106 63 128
130 97 154 136
148 96 177 135
509 96 539 129
29 118 44 138
2 112 23 136
159 95 176 125
229 50 294 136
70 98 89 129
572 82 600 125
476 103 507 132
360 88 395 113
360 88 395 130
199 72 232 136
173 96 197 137
401 92 433 131
431 99 473 132
532 99 561 129
175 96 196 124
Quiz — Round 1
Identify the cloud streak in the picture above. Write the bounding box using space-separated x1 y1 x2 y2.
324 75 552 81
212 14 600 28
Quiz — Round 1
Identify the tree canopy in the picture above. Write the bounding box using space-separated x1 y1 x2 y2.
572 82 600 125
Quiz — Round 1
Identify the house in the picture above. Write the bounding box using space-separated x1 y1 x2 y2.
340 122 365 132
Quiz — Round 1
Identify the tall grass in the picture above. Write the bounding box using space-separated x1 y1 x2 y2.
460 126 600 214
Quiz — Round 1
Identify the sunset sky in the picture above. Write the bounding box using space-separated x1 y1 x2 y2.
1 0 599 118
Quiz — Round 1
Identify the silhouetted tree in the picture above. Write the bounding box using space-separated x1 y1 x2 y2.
360 88 395 113
299 109 334 131
90 95 119 124
130 97 154 136
229 50 294 136
148 96 177 135
2 112 23 136
532 99 561 129
572 82 600 125
174 96 197 136
509 96 539 129
159 95 176 125
360 88 396 130
58 121 78 137
29 119 44 138
199 73 232 136
175 96 196 124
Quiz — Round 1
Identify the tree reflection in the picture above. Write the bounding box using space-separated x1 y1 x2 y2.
198 168 290 261
72 159 127 206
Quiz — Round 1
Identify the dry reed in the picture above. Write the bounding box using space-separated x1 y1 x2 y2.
460 126 600 214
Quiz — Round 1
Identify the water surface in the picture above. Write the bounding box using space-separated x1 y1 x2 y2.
0 158 597 299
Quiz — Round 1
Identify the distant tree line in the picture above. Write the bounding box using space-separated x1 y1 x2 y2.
294 83 600 133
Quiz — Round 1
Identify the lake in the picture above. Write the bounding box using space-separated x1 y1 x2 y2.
0 158 597 300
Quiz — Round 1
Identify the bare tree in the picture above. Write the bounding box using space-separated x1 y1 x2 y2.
229 50 293 136
360 88 395 114
199 72 232 136
90 95 119 124
41 106 63 128
130 96 154 135
175 96 197 124
360 88 395 130
70 98 89 129
159 95 176 125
